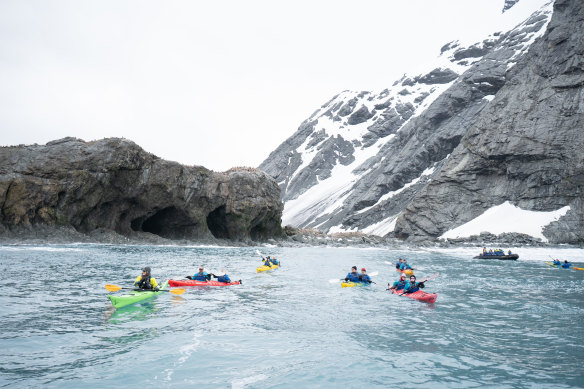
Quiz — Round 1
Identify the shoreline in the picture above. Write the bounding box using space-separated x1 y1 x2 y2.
0 225 581 250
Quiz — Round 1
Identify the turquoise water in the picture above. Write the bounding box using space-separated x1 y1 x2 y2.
1 244 583 388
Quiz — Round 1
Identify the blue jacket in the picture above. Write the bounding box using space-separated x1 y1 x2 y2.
392 280 406 290
192 271 211 281
216 274 231 283
403 281 420 294
264 259 274 267
561 263 572 269
553 260 561 266
395 262 401 269
345 272 361 282
360 274 371 283
399 263 412 270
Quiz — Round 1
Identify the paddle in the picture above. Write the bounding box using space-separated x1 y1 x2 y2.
105 284 185 295
329 271 378 283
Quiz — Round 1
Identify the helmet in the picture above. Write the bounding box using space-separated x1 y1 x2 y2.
142 267 151 274
410 274 416 279
400 273 406 279
361 268 366 272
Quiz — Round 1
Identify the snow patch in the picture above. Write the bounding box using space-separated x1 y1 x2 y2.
439 201 570 242
362 215 399 236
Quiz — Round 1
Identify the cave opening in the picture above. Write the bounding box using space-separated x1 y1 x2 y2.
134 207 197 239
206 205 229 239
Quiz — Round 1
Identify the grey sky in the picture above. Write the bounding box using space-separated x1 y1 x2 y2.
0 0 543 171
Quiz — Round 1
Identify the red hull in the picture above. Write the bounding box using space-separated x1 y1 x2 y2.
390 288 437 303
168 279 240 287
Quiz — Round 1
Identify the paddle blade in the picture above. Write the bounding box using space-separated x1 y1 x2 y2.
419 272 439 283
105 284 122 292
170 288 186 295
369 271 378 277
256 249 265 259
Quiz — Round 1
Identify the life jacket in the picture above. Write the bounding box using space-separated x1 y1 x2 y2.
217 275 231 283
393 280 406 290
192 272 209 281
134 276 156 289
404 281 419 293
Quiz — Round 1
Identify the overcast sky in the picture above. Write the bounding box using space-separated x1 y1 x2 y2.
0 0 546 171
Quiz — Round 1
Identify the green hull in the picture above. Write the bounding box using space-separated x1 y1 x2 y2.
108 280 169 309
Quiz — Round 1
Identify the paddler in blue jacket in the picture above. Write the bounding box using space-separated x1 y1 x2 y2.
395 258 403 269
212 269 231 283
561 260 572 269
389 273 407 291
402 275 424 294
399 260 413 271
263 256 275 267
552 259 561 266
344 266 361 282
134 267 159 290
359 268 372 284
188 266 212 281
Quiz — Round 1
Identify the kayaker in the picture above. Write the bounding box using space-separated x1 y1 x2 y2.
561 260 572 269
395 258 403 269
345 266 361 282
270 257 280 266
264 256 274 267
134 267 159 290
553 259 561 266
399 260 413 271
212 269 231 283
359 268 372 284
389 273 407 291
402 275 424 294
188 266 212 281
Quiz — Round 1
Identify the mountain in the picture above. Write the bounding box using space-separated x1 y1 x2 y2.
259 0 583 244
0 137 283 242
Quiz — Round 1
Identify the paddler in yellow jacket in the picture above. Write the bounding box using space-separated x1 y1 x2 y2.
134 267 159 290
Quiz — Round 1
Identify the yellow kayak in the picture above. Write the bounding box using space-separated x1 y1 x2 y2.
341 281 369 288
397 269 414 276
257 264 279 273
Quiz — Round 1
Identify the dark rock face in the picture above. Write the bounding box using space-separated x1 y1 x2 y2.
258 1 577 243
0 138 283 242
395 0 584 244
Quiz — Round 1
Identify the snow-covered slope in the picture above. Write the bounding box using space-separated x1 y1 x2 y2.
259 0 554 239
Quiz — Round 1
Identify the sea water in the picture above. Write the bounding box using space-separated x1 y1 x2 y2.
0 244 583 388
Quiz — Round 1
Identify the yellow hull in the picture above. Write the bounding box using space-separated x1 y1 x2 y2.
341 282 368 288
257 264 279 272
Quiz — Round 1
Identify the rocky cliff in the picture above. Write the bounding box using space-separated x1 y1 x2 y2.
0 137 283 242
259 1 558 237
395 0 584 244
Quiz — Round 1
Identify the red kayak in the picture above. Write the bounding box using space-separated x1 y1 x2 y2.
390 288 437 303
168 279 241 287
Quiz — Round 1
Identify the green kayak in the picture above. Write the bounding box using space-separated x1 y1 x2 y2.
108 280 169 309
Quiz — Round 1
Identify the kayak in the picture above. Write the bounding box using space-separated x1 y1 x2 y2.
257 264 279 272
397 268 414 276
108 280 169 309
545 262 584 270
341 281 370 288
169 279 241 287
390 287 437 303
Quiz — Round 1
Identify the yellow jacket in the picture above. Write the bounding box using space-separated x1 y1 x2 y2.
134 276 158 289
